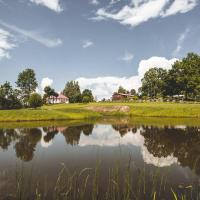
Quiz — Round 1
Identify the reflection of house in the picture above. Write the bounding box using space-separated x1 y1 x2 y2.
47 94 69 104
112 92 134 101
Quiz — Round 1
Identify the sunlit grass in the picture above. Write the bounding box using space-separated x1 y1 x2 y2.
0 102 199 122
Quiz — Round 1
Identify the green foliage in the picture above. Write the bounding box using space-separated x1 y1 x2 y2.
44 86 58 97
82 96 90 103
16 68 38 105
140 68 167 98
140 53 200 101
165 53 200 100
0 82 22 110
82 89 94 103
28 93 43 108
43 86 58 104
63 81 82 103
118 86 127 94
130 89 136 95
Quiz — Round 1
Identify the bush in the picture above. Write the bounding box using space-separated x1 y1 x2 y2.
82 96 90 103
29 93 43 108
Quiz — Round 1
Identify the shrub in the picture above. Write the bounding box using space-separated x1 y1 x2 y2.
82 96 90 103
29 93 43 108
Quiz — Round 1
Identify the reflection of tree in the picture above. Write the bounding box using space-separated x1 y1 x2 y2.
62 124 94 145
43 127 59 143
82 124 94 136
0 129 18 150
141 126 200 175
15 128 42 162
112 125 138 136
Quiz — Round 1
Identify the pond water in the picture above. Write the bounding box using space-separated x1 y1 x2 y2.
0 120 200 199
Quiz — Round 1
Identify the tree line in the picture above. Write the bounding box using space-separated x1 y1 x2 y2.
0 52 199 109
0 69 94 110
112 53 200 102
139 53 200 101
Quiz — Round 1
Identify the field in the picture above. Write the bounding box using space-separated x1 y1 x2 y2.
0 102 199 122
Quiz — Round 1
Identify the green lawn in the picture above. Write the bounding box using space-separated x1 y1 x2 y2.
0 102 199 122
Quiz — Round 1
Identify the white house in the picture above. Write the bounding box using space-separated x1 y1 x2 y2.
47 94 69 104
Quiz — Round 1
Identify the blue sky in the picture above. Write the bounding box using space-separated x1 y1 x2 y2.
0 0 200 99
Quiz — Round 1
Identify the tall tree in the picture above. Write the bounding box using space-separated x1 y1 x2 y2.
16 68 38 105
63 81 82 103
166 53 200 100
140 68 167 98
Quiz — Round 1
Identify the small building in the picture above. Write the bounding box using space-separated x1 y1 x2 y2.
47 94 69 104
112 92 134 101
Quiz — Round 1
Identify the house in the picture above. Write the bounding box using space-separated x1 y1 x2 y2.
47 94 69 104
112 92 134 101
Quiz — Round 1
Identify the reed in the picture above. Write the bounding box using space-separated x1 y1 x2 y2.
2 161 200 200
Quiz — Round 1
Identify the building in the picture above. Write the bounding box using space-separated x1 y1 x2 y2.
47 94 69 104
112 92 134 101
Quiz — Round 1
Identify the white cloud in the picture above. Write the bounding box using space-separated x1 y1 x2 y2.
0 28 16 60
41 77 53 90
94 0 198 27
0 20 62 48
30 0 63 12
138 56 178 78
76 56 177 100
77 76 141 100
89 0 100 6
120 51 134 62
172 28 190 56
161 0 198 17
82 40 94 48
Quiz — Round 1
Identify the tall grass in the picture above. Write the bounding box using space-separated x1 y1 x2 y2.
3 161 200 200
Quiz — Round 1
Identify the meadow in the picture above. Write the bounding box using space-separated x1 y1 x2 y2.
0 102 199 122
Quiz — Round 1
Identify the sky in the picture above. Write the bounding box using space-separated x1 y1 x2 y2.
0 0 200 100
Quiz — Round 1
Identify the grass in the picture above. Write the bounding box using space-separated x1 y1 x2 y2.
0 102 199 122
3 161 200 200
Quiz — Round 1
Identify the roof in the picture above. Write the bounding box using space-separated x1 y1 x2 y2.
57 94 69 99
48 94 69 99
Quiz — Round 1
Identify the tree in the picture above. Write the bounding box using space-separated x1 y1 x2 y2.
130 89 136 95
82 96 90 103
118 86 127 94
82 89 94 103
43 86 58 104
44 86 58 97
0 82 22 110
16 68 38 105
140 68 167 99
165 53 200 100
63 81 82 103
28 93 43 108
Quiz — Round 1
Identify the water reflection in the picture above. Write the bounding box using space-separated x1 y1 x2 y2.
0 124 200 175
141 126 200 174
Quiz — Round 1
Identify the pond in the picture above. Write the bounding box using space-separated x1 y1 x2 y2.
0 119 200 199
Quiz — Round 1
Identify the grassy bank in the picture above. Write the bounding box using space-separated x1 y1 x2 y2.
0 102 199 122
